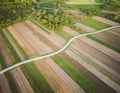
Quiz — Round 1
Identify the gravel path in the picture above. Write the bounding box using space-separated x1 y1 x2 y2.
92 16 119 26
74 23 95 32
65 49 120 93
0 64 11 93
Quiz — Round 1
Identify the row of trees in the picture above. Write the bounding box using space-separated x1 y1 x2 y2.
0 0 35 27
30 0 69 29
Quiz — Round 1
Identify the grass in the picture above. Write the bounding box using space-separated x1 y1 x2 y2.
81 18 110 30
70 48 120 85
52 54 101 93
0 30 54 93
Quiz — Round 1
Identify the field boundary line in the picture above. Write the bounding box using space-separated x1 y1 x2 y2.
0 25 120 74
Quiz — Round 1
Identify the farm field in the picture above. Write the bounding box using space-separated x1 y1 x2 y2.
65 0 96 4
0 15 120 93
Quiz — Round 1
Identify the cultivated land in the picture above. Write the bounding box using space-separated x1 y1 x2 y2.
0 15 120 93
65 0 96 4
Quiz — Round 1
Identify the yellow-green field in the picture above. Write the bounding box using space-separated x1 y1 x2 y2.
65 0 96 4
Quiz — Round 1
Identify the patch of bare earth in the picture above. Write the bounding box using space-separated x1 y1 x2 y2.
92 16 119 26
93 30 120 49
74 23 95 32
0 64 11 93
0 40 34 93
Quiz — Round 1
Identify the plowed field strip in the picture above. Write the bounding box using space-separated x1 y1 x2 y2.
0 64 11 93
111 28 120 34
65 49 120 93
93 31 120 49
7 26 37 58
92 16 119 26
10 67 34 93
74 23 95 32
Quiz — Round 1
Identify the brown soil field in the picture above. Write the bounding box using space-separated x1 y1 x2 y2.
0 64 11 93
7 26 37 58
93 30 120 49
111 27 120 35
92 16 119 26
74 23 95 32
62 26 80 36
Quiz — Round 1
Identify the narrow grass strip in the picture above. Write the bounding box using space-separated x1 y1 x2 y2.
52 54 101 93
